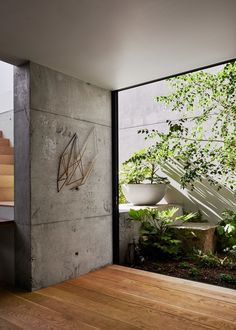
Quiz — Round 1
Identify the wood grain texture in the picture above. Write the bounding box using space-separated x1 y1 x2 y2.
0 164 14 175
0 175 14 188
0 146 13 155
0 265 235 330
0 138 10 146
0 155 13 165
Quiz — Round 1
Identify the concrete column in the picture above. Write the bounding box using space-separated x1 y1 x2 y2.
14 63 32 290
14 62 112 290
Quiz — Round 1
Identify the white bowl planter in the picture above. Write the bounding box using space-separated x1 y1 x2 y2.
122 183 167 205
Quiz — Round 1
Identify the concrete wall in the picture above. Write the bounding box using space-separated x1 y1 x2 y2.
119 69 236 223
15 62 112 290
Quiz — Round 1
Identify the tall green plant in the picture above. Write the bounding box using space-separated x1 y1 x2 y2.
120 147 169 184
139 61 236 192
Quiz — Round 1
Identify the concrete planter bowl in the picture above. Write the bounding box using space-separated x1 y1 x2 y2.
122 183 167 205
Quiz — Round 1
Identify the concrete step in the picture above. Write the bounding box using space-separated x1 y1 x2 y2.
0 203 14 220
0 164 14 175
0 155 14 164
0 138 10 146
119 203 183 217
0 188 14 201
0 146 13 155
0 175 14 188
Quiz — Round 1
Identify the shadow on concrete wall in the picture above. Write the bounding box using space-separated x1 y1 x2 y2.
161 160 236 223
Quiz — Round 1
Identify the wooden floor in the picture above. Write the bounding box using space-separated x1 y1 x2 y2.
0 265 236 330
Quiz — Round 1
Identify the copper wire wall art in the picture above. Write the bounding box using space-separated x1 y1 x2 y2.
57 128 98 192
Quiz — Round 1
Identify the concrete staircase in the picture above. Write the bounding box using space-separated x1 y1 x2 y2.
0 130 14 221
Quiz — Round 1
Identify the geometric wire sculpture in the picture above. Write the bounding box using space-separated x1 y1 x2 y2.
57 128 98 192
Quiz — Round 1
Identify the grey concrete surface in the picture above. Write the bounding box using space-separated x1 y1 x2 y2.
14 64 32 290
30 110 111 225
30 63 111 127
14 62 112 290
31 215 112 290
0 205 14 220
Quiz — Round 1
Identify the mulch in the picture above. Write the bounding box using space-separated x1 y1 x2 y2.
134 259 236 290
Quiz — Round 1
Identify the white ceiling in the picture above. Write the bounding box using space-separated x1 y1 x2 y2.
0 0 235 90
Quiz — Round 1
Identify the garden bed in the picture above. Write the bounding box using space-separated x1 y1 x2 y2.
133 258 236 290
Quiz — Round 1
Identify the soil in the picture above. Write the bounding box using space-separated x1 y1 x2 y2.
133 259 236 290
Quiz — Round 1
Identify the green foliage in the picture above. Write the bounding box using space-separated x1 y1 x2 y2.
188 267 199 277
183 210 207 223
194 250 229 268
217 210 236 253
219 273 236 284
129 208 197 258
140 61 236 192
119 183 127 204
120 147 169 184
179 261 191 269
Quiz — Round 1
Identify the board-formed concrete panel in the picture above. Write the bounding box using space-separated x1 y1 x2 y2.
31 216 112 290
14 64 32 290
14 62 112 290
30 63 111 127
30 110 112 225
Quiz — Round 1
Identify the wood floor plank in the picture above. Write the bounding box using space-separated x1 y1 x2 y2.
68 274 235 330
0 265 235 330
40 281 232 330
68 274 236 330
39 285 160 330
94 266 236 303
75 270 236 323
0 289 97 330
0 316 23 330
111 265 236 298
20 291 141 330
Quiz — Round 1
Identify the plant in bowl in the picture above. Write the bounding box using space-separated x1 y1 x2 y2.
120 147 169 205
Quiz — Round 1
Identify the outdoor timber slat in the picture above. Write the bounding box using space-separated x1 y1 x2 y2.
0 265 235 329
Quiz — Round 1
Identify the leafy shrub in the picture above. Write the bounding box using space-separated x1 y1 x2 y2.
119 183 127 204
184 210 208 223
141 61 236 192
129 208 197 258
219 273 236 284
217 210 236 253
120 148 169 184
179 261 191 269
194 250 229 268
188 267 199 277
